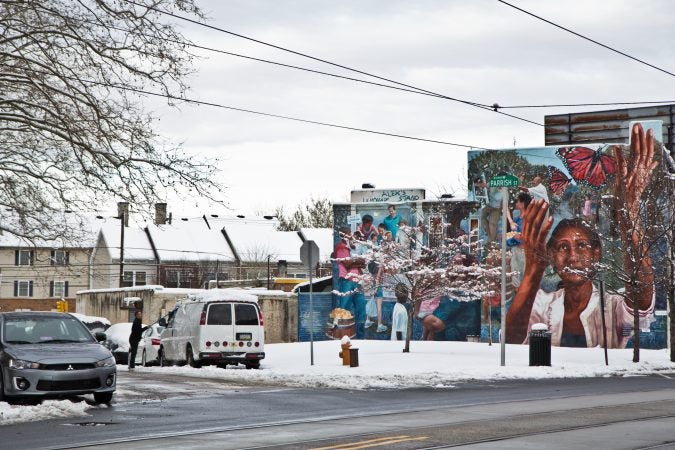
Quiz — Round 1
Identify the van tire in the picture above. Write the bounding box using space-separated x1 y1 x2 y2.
186 345 201 368
245 362 260 370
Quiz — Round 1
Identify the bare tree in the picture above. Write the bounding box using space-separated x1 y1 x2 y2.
0 0 222 244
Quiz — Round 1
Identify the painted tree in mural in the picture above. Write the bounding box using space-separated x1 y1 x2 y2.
344 223 499 352
600 131 674 363
1 0 221 243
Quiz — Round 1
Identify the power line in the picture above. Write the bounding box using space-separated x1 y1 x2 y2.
496 0 675 79
498 100 675 109
0 62 490 150
120 0 543 127
30 7 672 115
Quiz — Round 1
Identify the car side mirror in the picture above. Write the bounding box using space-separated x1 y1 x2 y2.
95 332 107 342
158 318 167 327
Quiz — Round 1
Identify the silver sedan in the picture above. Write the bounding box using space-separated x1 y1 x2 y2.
0 311 116 404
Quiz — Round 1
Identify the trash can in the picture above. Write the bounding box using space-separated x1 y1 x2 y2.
349 348 359 367
528 329 551 366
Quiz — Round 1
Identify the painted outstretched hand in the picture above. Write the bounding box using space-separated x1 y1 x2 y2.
520 199 553 274
614 123 658 224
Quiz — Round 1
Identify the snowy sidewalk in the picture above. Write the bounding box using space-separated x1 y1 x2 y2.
138 340 675 390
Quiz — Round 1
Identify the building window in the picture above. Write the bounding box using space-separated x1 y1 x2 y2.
50 281 69 298
51 250 70 266
15 250 33 266
122 271 147 287
165 269 194 288
14 280 33 297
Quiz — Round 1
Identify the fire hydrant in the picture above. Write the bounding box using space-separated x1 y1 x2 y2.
339 336 351 366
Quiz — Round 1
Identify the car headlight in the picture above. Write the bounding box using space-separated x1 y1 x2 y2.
95 356 116 367
9 358 40 370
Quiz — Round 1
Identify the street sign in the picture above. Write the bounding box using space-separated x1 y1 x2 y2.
489 174 520 188
300 240 320 267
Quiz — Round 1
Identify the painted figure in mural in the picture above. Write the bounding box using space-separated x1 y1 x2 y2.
519 175 550 204
582 194 594 222
506 192 533 288
357 214 379 241
415 296 446 341
474 177 504 244
333 226 367 338
376 223 386 244
391 283 409 341
506 124 657 348
383 204 402 239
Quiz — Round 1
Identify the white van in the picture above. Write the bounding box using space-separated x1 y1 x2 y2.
158 290 265 369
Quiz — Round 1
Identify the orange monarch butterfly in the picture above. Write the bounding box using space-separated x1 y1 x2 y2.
548 166 572 196
556 146 616 188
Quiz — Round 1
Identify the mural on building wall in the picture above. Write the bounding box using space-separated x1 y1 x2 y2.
468 121 668 349
319 199 488 343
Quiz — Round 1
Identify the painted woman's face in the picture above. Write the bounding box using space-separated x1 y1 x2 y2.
548 228 601 286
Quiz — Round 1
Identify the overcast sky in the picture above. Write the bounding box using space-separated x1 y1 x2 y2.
145 0 674 218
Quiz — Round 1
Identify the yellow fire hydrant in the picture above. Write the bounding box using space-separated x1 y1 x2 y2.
339 336 351 366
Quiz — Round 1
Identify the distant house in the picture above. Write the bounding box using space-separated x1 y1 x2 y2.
0 203 335 312
0 215 99 312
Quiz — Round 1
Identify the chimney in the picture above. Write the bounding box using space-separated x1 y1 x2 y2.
117 202 129 227
155 203 168 225
277 260 287 277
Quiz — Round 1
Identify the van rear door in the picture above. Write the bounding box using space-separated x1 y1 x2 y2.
233 303 264 349
201 302 234 351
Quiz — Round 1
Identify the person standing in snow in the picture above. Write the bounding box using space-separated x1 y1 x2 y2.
128 310 148 369
391 283 409 341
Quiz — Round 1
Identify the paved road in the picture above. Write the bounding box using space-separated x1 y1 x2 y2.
1 370 674 449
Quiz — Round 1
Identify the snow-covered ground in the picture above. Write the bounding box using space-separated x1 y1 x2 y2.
2 340 674 425
137 340 675 390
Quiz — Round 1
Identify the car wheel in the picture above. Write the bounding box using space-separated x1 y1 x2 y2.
141 350 147 367
93 392 113 404
186 345 202 368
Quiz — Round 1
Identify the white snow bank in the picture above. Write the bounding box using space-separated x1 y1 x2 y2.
0 400 89 426
135 340 675 390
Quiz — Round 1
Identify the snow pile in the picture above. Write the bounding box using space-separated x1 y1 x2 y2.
0 400 89 426
70 313 111 326
135 340 675 390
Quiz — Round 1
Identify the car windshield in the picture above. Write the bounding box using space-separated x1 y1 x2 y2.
2 316 96 344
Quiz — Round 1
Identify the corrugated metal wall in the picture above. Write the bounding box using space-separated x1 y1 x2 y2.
545 104 674 151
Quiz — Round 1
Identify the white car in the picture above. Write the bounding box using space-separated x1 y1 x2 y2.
134 323 164 366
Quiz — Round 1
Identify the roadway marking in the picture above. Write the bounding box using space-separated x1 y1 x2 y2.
311 435 430 450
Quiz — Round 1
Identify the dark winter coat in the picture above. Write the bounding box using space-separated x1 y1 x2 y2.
129 317 147 344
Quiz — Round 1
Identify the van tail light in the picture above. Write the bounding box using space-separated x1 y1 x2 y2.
258 309 264 326
151 338 160 346
199 310 206 325
255 342 260 347
206 341 212 347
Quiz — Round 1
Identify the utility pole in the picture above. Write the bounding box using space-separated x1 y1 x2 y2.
117 202 128 288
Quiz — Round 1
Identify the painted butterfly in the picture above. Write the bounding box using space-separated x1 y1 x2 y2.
556 146 616 188
547 166 572 196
